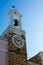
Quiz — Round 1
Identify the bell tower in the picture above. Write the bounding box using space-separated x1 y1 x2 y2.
2 6 27 65
8 6 22 30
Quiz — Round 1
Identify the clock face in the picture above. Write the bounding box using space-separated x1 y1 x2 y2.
12 35 24 48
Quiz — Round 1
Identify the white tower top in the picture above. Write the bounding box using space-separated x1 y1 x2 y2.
1 6 25 37
8 6 22 30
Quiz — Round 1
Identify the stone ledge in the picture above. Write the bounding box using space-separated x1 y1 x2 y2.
0 36 8 41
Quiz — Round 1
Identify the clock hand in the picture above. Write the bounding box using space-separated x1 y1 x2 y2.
14 37 20 41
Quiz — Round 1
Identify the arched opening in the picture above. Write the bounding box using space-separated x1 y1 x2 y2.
12 14 19 26
13 14 17 19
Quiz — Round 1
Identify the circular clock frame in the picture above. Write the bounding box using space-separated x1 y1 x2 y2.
12 35 24 48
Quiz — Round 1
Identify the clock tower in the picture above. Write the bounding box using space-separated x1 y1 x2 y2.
2 7 27 65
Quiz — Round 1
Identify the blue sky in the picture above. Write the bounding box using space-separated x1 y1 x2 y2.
0 0 43 59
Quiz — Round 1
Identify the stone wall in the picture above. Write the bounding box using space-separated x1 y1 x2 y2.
8 33 27 65
29 52 42 65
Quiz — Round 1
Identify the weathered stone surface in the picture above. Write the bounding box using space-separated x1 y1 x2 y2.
8 34 27 65
27 61 40 65
29 52 43 65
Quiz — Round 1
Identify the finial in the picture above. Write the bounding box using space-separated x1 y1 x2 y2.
12 6 15 9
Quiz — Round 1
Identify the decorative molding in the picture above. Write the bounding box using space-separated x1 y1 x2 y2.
1 25 26 38
0 36 8 41
0 48 8 52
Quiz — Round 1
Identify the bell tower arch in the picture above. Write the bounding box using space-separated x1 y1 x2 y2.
8 6 22 30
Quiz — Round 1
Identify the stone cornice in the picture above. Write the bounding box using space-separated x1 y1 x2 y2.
0 36 8 41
